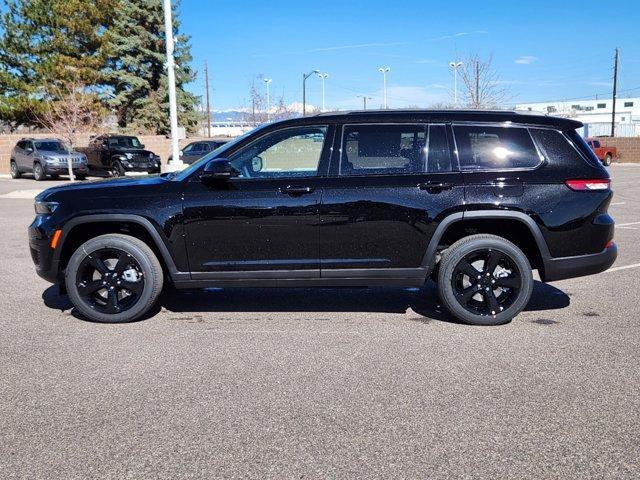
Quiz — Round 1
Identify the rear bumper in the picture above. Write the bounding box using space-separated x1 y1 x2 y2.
542 242 617 282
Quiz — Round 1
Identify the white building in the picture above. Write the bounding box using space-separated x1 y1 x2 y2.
515 97 640 137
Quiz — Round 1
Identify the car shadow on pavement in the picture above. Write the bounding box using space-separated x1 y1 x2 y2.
42 280 570 325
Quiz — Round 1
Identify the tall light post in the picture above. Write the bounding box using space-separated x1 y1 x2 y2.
378 66 390 109
316 72 329 112
357 95 372 110
302 69 319 116
163 0 182 171
264 78 272 121
449 61 463 107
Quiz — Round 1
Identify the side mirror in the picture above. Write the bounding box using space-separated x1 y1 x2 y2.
179 150 184 157
101 144 108 150
140 144 145 149
200 158 239 182
25 147 34 153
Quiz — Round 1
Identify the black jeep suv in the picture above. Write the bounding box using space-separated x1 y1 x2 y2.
86 134 161 176
28 110 616 325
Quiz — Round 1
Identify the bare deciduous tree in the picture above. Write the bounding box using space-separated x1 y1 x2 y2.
247 76 298 124
32 81 105 180
458 53 511 109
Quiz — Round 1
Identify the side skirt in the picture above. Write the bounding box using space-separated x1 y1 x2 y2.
173 277 426 289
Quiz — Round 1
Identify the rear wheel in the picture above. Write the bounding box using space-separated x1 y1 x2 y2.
10 160 20 179
437 234 534 326
33 162 46 181
65 234 163 323
603 154 612 166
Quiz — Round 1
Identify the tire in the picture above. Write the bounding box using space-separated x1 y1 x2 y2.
10 160 21 179
603 154 612 167
111 160 125 177
65 234 163 323
33 162 46 181
437 234 534 326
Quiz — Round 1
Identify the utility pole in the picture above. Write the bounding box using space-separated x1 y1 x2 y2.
611 47 619 137
204 61 211 138
163 0 182 171
357 95 371 110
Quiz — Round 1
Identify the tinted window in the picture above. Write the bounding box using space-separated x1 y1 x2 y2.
229 126 327 179
624 102 633 107
529 128 600 168
454 125 541 170
108 137 142 148
201 143 212 152
592 140 601 148
426 125 452 173
16 141 26 149
341 124 426 176
182 143 196 154
34 141 66 152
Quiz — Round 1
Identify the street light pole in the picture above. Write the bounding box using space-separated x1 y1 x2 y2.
317 72 329 112
264 78 272 121
378 67 390 109
163 0 182 171
449 61 463 107
302 69 319 116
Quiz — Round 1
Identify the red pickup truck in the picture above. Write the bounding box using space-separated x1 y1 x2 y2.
585 137 616 166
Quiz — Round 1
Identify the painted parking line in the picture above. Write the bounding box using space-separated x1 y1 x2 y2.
610 202 626 206
605 262 640 273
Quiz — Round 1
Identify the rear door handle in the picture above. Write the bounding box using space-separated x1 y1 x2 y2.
418 182 454 192
279 185 315 195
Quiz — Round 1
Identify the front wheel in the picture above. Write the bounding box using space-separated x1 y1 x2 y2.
603 154 612 167
65 234 163 323
33 162 46 181
437 234 534 326
111 160 125 177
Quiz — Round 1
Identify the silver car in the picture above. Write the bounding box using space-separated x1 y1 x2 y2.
10 138 89 181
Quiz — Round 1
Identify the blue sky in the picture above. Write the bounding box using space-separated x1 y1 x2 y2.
183 0 640 111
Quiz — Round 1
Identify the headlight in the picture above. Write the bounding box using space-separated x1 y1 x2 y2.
125 153 133 160
42 156 58 163
35 201 59 215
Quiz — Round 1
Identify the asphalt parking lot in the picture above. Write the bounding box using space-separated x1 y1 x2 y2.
1 167 639 479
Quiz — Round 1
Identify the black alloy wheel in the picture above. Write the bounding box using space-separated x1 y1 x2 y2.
437 234 534 326
66 234 163 323
75 247 145 315
10 161 20 179
451 249 522 317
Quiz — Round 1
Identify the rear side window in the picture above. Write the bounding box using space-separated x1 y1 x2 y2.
563 130 605 168
341 124 427 176
453 125 542 170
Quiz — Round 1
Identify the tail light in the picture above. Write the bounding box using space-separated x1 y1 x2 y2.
565 179 611 191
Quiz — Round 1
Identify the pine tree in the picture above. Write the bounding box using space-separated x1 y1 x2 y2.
104 0 199 134
0 0 115 129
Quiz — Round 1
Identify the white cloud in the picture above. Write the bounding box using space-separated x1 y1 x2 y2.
309 42 409 53
515 55 538 65
432 30 488 41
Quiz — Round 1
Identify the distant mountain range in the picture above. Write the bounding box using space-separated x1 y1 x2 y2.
210 102 318 122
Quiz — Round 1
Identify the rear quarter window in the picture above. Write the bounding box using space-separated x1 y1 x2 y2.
530 129 601 168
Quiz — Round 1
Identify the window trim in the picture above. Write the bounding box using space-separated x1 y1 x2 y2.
451 122 546 173
225 124 330 181
338 122 454 177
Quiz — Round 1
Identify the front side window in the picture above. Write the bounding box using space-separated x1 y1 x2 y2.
341 124 427 176
453 125 541 170
109 137 142 149
228 126 327 179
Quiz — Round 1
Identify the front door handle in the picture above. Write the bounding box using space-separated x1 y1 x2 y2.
418 182 454 192
279 185 315 195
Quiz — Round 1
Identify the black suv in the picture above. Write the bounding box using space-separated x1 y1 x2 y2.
28 110 616 325
86 135 161 176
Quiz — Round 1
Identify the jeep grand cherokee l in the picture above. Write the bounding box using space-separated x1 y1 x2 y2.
28 110 616 325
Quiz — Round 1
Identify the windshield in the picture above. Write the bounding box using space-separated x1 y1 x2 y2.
108 137 142 149
173 125 268 180
34 141 68 152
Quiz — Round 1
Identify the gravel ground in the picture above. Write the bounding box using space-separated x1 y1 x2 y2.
1 166 639 479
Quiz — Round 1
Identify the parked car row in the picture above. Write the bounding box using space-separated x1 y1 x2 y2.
10 136 227 180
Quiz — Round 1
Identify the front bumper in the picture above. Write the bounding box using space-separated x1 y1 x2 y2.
542 242 617 282
43 164 89 175
28 224 59 284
